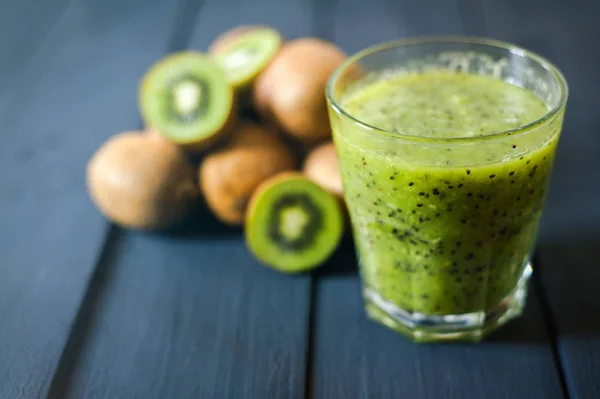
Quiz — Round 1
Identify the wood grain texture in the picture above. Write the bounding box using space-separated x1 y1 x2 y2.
0 0 182 397
0 0 73 99
57 1 317 398
480 0 600 237
61 232 312 399
189 0 319 47
310 0 566 398
539 231 600 399
481 1 600 398
312 274 563 399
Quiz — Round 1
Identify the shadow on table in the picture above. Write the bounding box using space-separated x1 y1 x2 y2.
315 225 600 344
313 236 358 277
486 224 600 343
162 205 241 239
536 225 600 339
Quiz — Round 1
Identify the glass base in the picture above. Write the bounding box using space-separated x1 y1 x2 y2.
364 263 532 342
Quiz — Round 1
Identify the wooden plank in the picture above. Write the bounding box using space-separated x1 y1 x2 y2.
539 234 600 399
480 0 600 236
0 0 72 97
313 274 563 399
310 0 565 397
481 1 600 397
58 1 317 398
189 0 318 48
60 231 312 398
0 0 183 398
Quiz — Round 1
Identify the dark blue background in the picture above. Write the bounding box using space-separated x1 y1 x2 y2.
0 0 598 398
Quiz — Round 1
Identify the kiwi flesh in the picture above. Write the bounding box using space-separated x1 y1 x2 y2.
209 25 282 91
245 172 344 273
139 51 236 151
87 131 198 229
253 38 346 143
200 124 296 225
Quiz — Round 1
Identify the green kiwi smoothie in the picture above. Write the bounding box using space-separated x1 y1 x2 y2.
332 71 562 317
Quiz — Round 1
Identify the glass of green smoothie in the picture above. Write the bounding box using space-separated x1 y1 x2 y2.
326 37 568 342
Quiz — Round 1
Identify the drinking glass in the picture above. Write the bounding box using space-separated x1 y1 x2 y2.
326 37 568 342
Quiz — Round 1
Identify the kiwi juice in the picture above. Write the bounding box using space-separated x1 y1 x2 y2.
332 71 564 340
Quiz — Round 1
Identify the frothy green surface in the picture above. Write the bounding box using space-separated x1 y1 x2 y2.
343 72 548 138
334 71 560 315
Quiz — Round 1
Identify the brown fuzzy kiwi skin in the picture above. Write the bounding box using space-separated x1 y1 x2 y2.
303 142 352 230
145 126 162 139
199 124 296 225
87 132 198 230
303 142 343 198
254 38 347 143
227 122 285 148
210 25 283 108
252 66 275 124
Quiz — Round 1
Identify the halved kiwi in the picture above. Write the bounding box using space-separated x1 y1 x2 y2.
139 51 236 151
245 172 344 273
209 25 282 90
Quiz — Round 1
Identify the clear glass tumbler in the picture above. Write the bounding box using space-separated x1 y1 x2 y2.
326 37 568 342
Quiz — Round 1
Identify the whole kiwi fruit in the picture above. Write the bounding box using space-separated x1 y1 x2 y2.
87 131 198 229
303 142 343 198
199 124 296 225
253 38 346 143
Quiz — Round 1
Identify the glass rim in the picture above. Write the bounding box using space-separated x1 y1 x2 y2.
326 35 569 144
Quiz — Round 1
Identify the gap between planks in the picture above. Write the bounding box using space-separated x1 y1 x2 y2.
45 0 207 396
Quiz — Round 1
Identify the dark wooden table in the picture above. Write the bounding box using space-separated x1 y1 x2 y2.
1 0 599 398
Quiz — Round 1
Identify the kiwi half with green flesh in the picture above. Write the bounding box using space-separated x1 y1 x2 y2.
200 124 296 225
87 131 198 230
139 51 236 151
245 172 344 273
209 25 282 91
